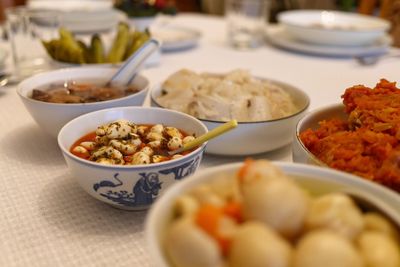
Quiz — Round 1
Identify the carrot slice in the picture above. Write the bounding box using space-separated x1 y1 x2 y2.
196 204 221 236
237 158 254 182
196 204 232 256
223 201 243 223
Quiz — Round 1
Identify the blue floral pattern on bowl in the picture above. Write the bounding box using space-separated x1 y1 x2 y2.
92 156 201 207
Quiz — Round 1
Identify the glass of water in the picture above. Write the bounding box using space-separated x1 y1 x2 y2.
6 7 60 81
225 0 270 49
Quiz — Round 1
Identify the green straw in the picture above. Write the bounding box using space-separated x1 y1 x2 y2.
169 120 238 155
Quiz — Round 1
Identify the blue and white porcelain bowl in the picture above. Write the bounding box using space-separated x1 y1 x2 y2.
57 106 208 210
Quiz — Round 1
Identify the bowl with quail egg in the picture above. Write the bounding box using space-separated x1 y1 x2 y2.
146 159 400 267
57 106 208 210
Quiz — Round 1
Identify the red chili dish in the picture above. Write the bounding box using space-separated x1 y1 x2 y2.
300 79 400 192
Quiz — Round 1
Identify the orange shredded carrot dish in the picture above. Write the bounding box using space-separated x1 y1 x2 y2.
300 79 400 192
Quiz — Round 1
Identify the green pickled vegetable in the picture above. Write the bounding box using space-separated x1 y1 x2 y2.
88 34 105 64
125 30 150 59
106 22 130 63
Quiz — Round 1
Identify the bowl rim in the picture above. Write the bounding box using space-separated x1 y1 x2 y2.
17 67 150 107
145 161 400 267
295 102 346 166
57 106 208 170
150 77 310 124
277 10 391 33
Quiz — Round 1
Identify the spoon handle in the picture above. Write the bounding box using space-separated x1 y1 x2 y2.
109 39 160 86
169 120 238 155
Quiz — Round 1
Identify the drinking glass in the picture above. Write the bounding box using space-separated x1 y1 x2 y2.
6 7 60 81
225 0 270 49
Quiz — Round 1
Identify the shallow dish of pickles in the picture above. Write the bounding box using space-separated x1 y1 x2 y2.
42 22 159 66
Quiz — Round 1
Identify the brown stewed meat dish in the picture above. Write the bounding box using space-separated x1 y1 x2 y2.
31 81 139 103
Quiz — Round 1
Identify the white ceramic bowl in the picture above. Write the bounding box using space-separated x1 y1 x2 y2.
293 103 345 166
57 106 208 210
17 67 149 138
151 80 310 156
278 10 390 46
146 161 400 267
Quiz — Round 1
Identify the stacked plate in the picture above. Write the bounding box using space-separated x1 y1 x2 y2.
267 10 392 57
151 26 201 52
27 0 126 33
60 9 125 34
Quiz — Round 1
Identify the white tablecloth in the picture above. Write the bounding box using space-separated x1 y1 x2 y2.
1 13 399 267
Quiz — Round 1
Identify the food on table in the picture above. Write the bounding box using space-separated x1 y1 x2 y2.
42 23 150 64
70 119 197 165
163 159 400 267
156 69 298 122
31 81 139 103
300 79 400 192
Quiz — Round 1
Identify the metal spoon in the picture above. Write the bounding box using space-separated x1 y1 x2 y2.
0 72 12 87
354 53 400 66
107 39 160 87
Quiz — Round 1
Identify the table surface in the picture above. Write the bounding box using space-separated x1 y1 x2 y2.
1 13 400 267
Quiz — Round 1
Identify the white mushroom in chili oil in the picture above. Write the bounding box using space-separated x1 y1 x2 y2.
70 119 198 165
168 137 183 151
150 124 164 134
140 146 154 156
137 125 148 135
131 152 150 165
72 145 89 155
165 126 183 139
130 136 142 147
147 132 164 142
91 146 124 164
148 140 162 149
109 140 137 155
80 141 96 151
106 120 132 139
153 155 168 163
183 135 195 144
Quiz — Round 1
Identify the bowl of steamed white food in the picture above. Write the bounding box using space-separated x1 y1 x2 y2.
146 159 400 267
151 69 310 155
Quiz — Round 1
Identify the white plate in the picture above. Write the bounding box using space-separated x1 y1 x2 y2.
151 26 201 52
266 25 391 57
28 0 114 11
277 10 390 46
61 10 127 34
28 1 122 34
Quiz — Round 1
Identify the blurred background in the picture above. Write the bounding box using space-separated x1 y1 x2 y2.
0 1 398 19
0 0 399 46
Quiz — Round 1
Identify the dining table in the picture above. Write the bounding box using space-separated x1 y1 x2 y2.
1 12 399 267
